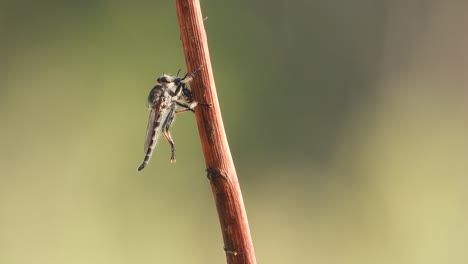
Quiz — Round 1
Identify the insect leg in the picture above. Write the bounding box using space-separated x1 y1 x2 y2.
181 66 202 84
182 85 194 103
181 85 211 107
175 101 198 114
162 108 177 163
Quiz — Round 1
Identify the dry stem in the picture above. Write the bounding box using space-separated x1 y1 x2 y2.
175 0 256 263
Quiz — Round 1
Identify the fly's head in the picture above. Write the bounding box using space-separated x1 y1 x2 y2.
153 67 202 100
157 74 182 94
157 74 183 85
156 66 202 85
157 74 174 84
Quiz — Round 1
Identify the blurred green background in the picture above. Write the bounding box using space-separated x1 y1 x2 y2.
1 1 467 263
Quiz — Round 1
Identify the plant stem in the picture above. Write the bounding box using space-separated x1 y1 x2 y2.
175 1 256 263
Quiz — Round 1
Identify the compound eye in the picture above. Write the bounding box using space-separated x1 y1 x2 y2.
157 76 170 83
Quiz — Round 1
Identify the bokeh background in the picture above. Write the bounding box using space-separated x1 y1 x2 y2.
1 1 467 263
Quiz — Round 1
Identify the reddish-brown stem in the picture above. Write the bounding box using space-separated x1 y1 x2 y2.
175 1 256 263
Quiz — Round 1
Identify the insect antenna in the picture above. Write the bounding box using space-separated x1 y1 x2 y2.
182 65 203 82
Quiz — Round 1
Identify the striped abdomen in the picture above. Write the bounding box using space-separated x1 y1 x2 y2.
137 87 171 171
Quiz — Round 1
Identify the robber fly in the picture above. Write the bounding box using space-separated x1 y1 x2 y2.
137 67 202 171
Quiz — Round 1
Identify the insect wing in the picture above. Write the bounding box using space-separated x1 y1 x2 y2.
144 108 158 152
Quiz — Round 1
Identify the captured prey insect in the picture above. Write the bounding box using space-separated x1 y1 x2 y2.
137 67 202 171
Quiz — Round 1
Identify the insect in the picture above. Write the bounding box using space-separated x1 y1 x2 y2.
137 67 202 171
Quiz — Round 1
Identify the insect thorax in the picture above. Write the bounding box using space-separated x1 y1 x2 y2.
147 85 172 107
